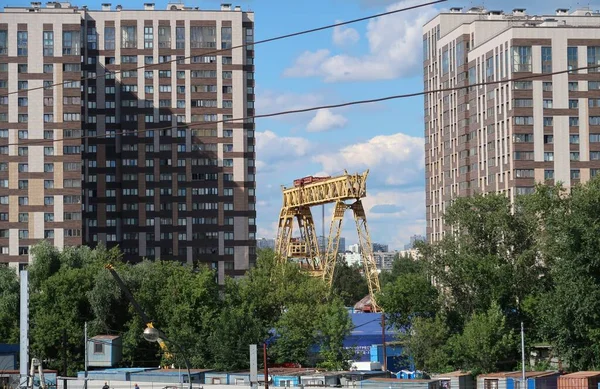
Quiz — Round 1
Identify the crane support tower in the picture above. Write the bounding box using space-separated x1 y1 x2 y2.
275 170 381 312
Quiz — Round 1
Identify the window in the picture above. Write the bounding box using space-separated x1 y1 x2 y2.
512 46 532 72
513 134 533 143
569 81 579 91
190 26 216 48
569 99 579 109
514 81 532 90
544 152 554 162
543 117 553 126
43 31 53 56
144 26 153 49
514 116 533 125
570 134 580 144
543 99 553 109
515 169 534 178
571 169 581 179
591 151 600 160
62 31 80 55
0 30 6 55
541 46 552 73
570 117 580 126
105 27 115 50
568 47 578 73
176 26 185 49
17 31 27 56
570 152 580 161
121 26 137 48
544 135 554 144
543 82 552 92
221 26 232 49
158 26 170 48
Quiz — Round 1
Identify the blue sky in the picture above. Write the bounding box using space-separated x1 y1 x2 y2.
6 0 581 250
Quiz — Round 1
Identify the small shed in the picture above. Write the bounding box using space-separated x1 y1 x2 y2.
370 343 411 372
341 370 391 386
558 372 600 389
300 371 343 387
478 371 560 389
88 335 122 367
433 371 474 389
269 368 311 387
228 372 251 386
130 368 211 384
77 368 151 382
0 344 18 370
204 371 229 385
360 378 439 389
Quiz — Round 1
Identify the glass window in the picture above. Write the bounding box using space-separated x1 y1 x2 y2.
512 46 532 72
0 30 6 55
17 31 27 56
158 26 170 48
176 26 185 49
190 26 216 49
589 46 600 72
221 26 232 49
568 47 578 73
104 27 115 50
144 26 153 49
541 46 552 73
43 31 54 56
62 30 80 55
121 26 137 48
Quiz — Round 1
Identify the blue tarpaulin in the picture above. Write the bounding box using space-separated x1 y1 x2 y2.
344 313 400 361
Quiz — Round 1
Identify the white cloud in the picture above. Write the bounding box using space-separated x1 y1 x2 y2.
256 130 312 172
306 109 348 132
283 0 438 82
254 89 324 115
332 22 360 46
312 132 424 186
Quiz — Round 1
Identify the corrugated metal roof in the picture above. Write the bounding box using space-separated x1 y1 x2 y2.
433 371 471 378
479 371 559 379
365 378 437 383
560 372 600 378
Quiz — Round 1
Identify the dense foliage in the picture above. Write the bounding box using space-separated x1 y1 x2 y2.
0 246 352 374
377 178 600 374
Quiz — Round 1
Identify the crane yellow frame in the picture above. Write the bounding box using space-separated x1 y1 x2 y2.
274 170 381 312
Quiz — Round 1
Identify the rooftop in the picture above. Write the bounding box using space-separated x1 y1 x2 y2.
3 1 250 13
479 371 559 379
560 372 600 378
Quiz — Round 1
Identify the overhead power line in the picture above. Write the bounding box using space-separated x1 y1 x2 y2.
4 63 600 149
0 0 446 98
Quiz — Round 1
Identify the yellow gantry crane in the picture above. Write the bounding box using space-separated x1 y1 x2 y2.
274 170 381 312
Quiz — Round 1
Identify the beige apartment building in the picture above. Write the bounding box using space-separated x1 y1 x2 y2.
0 2 256 280
424 7 600 242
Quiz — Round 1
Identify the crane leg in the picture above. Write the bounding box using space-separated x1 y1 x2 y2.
322 201 347 288
351 200 381 312
296 206 321 271
275 207 295 261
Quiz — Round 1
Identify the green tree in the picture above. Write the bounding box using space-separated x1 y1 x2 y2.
0 265 19 343
316 298 353 370
331 260 369 306
378 272 438 329
450 304 517 374
404 315 452 373
527 179 600 370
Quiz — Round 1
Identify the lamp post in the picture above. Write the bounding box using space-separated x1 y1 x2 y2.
143 327 193 389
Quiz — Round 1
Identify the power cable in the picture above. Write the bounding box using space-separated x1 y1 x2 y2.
0 0 446 98
2 63 600 149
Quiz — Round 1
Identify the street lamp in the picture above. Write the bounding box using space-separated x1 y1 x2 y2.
142 325 193 389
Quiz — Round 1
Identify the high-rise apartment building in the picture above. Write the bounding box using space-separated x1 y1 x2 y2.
424 7 600 241
0 2 256 281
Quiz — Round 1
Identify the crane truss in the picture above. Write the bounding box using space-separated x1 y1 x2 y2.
274 170 381 312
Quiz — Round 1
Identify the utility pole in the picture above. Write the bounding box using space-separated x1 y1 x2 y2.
263 344 269 389
381 314 387 372
521 322 526 389
84 322 88 389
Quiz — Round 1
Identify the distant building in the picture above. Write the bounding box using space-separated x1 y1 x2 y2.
404 235 426 250
372 243 389 252
373 252 395 270
399 248 420 259
317 236 346 253
257 238 275 250
343 252 362 267
348 244 360 254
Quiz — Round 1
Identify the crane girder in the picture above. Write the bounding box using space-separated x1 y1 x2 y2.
274 170 382 312
281 170 369 208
